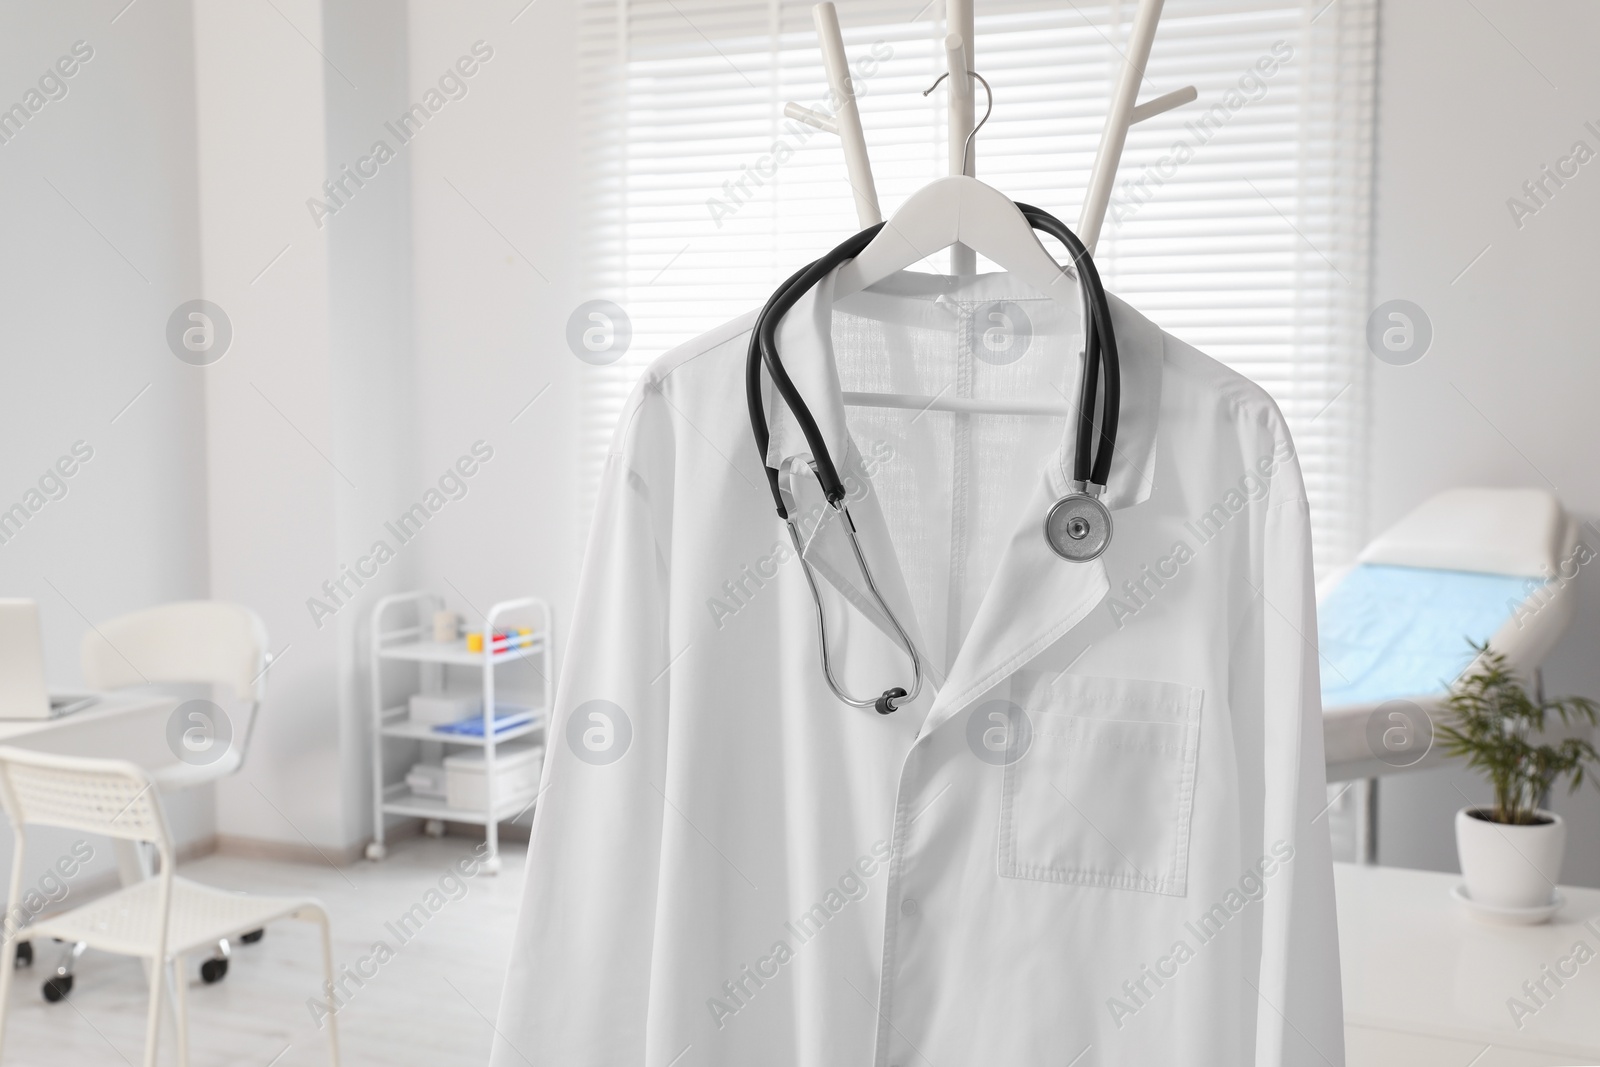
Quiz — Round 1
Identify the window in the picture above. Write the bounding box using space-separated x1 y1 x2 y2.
577 0 1376 573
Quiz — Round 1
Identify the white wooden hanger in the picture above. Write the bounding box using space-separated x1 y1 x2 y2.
833 175 1078 304
831 174 1084 418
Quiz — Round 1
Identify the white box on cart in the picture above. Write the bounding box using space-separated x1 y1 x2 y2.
444 742 543 811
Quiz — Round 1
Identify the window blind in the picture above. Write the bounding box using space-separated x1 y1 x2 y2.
577 0 1375 575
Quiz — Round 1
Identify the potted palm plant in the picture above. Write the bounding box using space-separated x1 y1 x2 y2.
1440 642 1600 917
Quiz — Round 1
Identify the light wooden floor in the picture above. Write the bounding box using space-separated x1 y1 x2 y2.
0 836 528 1067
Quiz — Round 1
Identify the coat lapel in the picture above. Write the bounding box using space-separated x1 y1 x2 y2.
917 474 1109 735
920 293 1165 734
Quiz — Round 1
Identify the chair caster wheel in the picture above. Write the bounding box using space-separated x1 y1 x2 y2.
482 855 501 876
240 929 265 944
13 941 31 968
424 818 446 838
200 957 229 984
42 975 72 1002
365 842 387 861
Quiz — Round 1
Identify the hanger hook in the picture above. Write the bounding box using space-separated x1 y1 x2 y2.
923 69 994 176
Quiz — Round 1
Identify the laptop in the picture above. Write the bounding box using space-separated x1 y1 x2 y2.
0 599 97 720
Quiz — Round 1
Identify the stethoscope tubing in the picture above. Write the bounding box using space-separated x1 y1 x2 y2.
746 203 1118 712
751 222 887 509
746 257 824 519
1015 203 1120 490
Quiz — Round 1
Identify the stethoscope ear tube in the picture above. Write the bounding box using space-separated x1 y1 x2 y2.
747 259 819 520
750 222 886 512
1014 203 1120 491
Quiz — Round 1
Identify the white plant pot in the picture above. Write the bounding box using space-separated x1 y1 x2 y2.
1455 807 1566 909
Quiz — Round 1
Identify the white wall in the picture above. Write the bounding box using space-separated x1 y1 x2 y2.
193 0 429 855
0 0 376 864
405 0 585 666
0 1 212 877
321 0 423 852
192 0 588 853
191 0 355 853
1367 0 1600 886
0 0 585 865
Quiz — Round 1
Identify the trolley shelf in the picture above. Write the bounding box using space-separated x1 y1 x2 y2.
367 592 555 871
378 705 545 745
380 782 537 824
377 635 545 666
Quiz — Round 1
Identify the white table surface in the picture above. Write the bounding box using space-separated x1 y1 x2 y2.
0 694 188 888
1337 862 1600 1062
0 692 177 761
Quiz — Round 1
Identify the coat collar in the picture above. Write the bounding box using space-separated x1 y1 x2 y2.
764 268 1163 511
917 472 1107 733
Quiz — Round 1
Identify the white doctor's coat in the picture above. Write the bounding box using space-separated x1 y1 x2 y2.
493 269 1342 1067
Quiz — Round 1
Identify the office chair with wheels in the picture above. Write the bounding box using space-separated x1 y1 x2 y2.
0 747 339 1067
29 601 276 992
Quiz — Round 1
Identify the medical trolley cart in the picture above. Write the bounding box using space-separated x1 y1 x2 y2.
365 591 554 874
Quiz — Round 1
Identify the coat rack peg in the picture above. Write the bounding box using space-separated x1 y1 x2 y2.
1079 0 1169 252
810 2 882 228
1129 85 1197 125
945 0 976 274
943 34 973 173
784 103 839 135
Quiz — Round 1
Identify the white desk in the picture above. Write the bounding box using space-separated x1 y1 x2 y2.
0 692 177 761
1337 862 1600 1066
0 694 185 885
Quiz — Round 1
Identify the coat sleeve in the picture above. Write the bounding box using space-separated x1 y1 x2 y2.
491 442 672 1066
1251 480 1345 1067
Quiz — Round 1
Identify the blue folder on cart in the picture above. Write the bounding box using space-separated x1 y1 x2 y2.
433 705 538 737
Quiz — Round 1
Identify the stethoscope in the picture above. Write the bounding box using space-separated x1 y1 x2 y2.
745 203 1121 714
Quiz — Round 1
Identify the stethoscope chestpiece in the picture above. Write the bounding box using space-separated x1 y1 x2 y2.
1044 492 1113 562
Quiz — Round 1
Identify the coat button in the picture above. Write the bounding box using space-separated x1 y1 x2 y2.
900 898 919 917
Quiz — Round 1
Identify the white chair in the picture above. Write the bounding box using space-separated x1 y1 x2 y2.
81 601 272 791
73 602 272 988
0 747 339 1067
1318 488 1582 858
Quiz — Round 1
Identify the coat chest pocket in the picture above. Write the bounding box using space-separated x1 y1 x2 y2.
999 675 1202 896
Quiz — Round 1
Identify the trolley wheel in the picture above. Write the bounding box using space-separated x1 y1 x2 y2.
13 941 32 968
365 841 387 862
240 929 265 945
200 957 229 984
42 974 72 1002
